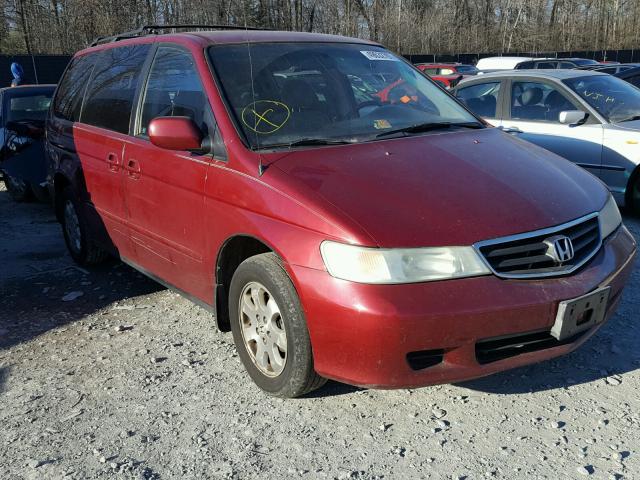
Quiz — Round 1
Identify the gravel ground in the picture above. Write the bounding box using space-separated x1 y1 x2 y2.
1 183 639 480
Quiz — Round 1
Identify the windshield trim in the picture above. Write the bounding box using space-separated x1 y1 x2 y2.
206 42 483 152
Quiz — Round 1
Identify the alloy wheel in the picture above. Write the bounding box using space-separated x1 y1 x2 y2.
238 281 287 377
64 200 82 254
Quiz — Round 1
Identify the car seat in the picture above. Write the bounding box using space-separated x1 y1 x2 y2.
512 87 546 120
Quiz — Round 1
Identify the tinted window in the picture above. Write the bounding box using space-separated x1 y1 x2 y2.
139 47 208 136
53 55 95 122
422 68 438 75
536 62 557 69
559 62 576 68
81 45 150 134
516 61 534 69
511 81 575 122
628 75 640 88
456 82 501 118
8 94 52 122
456 65 478 74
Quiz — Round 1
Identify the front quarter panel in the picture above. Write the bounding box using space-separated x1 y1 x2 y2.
602 124 640 202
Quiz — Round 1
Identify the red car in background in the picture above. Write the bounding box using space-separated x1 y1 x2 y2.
416 62 478 89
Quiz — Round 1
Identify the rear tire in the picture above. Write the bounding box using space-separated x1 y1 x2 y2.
4 174 33 202
229 253 326 398
61 187 108 266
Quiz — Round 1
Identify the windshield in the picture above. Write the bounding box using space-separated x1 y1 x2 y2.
456 65 478 74
569 59 599 66
208 43 479 149
563 75 640 123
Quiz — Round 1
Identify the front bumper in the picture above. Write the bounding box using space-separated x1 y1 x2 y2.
291 226 637 388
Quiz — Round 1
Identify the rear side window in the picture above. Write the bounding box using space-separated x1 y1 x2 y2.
8 94 52 122
139 46 208 136
81 45 150 134
53 55 95 122
536 62 557 69
456 82 501 118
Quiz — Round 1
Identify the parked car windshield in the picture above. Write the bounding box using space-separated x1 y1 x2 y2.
208 43 479 149
568 59 599 66
456 65 478 74
563 75 640 123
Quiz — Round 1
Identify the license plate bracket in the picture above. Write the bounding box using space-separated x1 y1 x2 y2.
551 287 610 341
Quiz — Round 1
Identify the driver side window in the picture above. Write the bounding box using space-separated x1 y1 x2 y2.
139 46 209 136
510 81 575 122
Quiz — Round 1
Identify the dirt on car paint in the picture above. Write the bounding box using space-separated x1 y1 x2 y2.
1 183 639 479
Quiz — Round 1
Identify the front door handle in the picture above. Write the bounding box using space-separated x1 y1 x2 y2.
501 126 522 134
106 152 120 172
125 158 141 179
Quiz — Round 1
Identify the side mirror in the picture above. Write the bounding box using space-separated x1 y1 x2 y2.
148 116 203 151
559 110 587 125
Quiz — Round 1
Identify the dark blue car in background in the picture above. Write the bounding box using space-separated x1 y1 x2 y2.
0 85 55 201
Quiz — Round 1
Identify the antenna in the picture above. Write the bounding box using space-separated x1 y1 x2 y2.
243 12 264 176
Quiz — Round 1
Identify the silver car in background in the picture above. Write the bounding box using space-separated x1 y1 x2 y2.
454 70 640 213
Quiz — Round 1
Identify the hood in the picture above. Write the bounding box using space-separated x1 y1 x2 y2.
267 128 608 248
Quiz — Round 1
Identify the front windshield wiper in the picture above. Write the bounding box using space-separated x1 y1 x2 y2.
618 115 640 123
258 138 355 149
375 121 483 138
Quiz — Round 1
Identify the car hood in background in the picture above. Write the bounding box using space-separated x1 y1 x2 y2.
267 128 608 248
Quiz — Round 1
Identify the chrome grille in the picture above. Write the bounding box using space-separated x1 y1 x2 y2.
474 213 601 278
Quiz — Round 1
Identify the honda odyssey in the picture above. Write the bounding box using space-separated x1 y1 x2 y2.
46 26 636 397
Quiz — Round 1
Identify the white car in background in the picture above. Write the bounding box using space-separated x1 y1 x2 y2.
454 69 640 213
475 56 537 72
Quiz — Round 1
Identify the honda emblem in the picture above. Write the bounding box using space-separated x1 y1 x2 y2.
544 235 575 264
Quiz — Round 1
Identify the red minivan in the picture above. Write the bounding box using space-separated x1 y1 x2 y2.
46 27 636 397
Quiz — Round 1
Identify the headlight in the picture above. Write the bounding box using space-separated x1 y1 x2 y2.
320 241 491 284
599 194 622 239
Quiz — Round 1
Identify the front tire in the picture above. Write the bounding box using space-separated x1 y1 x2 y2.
61 187 108 266
229 253 326 398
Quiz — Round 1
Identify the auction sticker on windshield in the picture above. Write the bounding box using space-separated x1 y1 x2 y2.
360 50 399 61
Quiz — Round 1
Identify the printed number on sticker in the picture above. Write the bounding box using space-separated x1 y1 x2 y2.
360 51 399 61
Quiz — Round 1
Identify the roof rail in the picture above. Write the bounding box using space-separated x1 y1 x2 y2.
90 24 266 47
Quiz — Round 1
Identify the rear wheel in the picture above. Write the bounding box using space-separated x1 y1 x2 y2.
4 174 33 202
229 253 326 398
61 187 108 266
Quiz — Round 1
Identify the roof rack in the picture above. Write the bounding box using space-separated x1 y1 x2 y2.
90 24 266 47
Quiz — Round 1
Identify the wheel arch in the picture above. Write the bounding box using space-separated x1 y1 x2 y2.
53 171 71 222
625 163 640 212
214 234 281 332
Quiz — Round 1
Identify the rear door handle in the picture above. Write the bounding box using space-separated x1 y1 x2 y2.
125 158 141 179
106 152 120 172
501 126 522 134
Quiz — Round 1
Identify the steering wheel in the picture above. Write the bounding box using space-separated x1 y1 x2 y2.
357 100 385 116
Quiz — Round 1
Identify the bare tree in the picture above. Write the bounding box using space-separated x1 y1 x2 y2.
1 0 639 55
